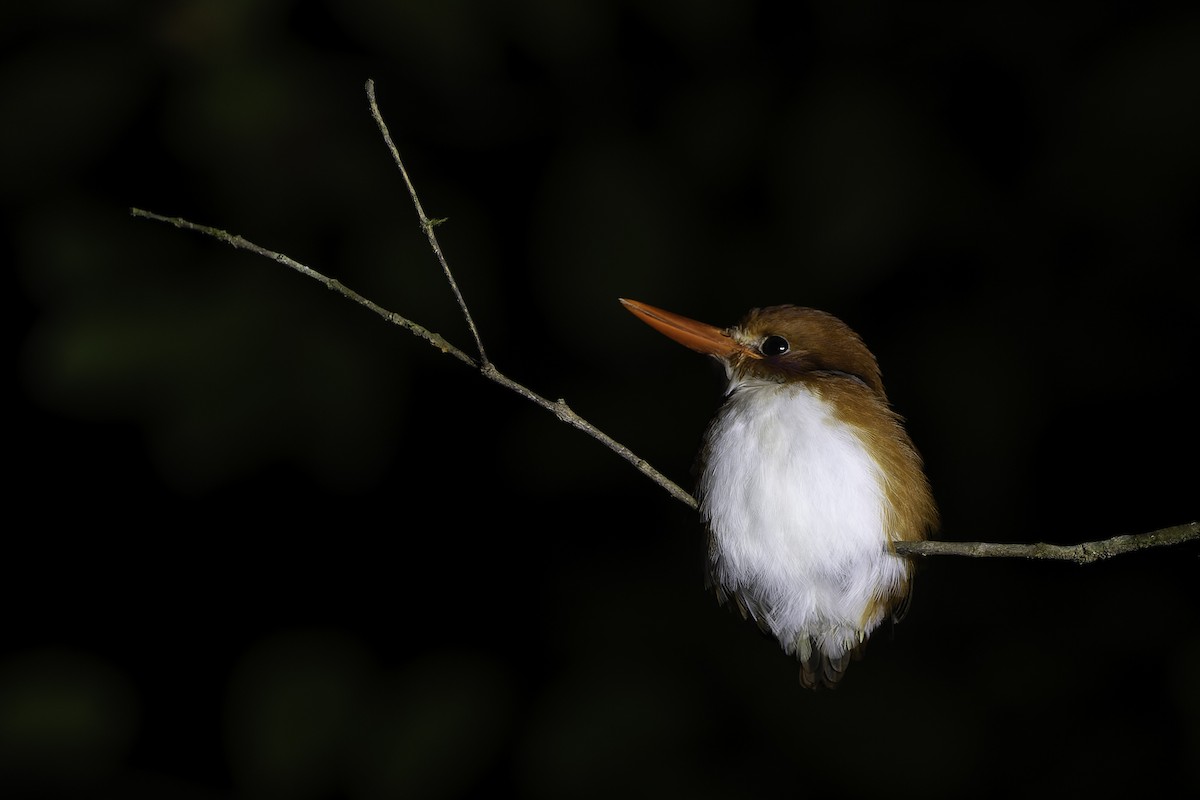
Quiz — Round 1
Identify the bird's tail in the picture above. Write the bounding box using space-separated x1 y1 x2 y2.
797 636 866 689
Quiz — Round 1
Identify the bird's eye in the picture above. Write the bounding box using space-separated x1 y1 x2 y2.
760 335 790 356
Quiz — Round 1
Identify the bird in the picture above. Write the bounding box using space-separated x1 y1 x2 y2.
620 298 938 688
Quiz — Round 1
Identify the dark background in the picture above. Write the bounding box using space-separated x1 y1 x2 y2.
4 2 1198 798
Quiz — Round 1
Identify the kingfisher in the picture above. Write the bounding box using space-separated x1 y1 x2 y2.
621 298 938 688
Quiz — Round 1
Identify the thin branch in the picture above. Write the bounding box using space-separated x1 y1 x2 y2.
129 81 1197 563
479 364 698 509
127 211 696 510
128 208 475 368
894 521 1198 564
365 79 489 367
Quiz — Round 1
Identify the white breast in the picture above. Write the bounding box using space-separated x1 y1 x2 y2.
698 379 909 659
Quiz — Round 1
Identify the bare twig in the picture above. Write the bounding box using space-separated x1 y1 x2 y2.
127 212 695 510
128 208 475 367
365 80 489 367
894 521 1198 563
129 81 1197 563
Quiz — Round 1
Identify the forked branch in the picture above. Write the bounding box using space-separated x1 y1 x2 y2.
130 79 1197 563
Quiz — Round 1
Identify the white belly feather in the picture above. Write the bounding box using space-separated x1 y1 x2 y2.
698 380 909 659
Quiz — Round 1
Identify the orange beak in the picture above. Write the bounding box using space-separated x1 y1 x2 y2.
619 298 758 360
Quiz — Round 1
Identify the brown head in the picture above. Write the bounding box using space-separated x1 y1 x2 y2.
619 299 886 398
